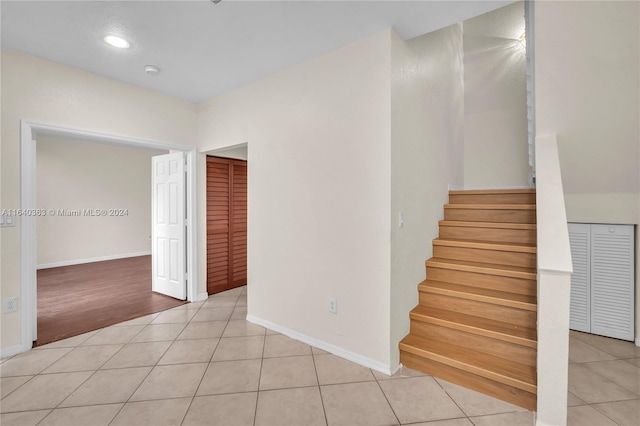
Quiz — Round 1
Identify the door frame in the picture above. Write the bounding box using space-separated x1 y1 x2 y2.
20 119 199 352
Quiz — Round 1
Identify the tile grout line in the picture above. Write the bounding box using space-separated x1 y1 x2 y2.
253 309 267 426
432 375 475 423
310 348 329 426
372 373 402 425
104 299 211 424
108 317 170 425
570 333 631 360
105 312 195 425
32 325 148 425
582 403 624 426
179 293 232 425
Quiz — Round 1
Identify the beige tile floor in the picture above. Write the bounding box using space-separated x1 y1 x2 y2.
0 286 637 426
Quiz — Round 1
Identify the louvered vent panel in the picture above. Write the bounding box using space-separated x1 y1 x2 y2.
568 224 590 332
590 225 634 341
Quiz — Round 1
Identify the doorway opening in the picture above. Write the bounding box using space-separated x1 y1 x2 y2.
206 156 247 295
33 135 188 346
20 120 198 351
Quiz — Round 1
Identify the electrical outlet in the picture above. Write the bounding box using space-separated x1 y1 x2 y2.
328 297 337 314
3 297 18 313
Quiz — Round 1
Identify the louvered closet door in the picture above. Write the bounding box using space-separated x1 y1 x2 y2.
231 162 247 286
568 223 590 333
590 224 634 341
206 157 247 294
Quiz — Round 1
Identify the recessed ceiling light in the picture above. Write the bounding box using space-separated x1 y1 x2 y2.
104 35 130 49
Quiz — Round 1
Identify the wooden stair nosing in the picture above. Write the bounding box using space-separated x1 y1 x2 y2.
426 258 536 280
433 238 536 254
399 335 537 394
418 280 537 311
448 189 536 195
410 306 537 348
438 220 537 230
444 203 536 211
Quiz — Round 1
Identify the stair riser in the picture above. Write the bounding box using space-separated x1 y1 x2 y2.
426 266 536 296
410 320 537 367
444 209 536 224
439 225 536 245
433 246 536 269
400 350 537 411
449 193 536 205
420 293 537 328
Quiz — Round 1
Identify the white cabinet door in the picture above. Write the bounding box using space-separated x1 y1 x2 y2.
152 152 186 300
568 223 635 341
568 223 591 333
590 224 634 341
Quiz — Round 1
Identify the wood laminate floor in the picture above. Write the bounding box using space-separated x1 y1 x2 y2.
35 255 186 346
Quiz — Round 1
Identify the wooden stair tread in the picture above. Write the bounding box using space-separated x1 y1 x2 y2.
426 258 536 280
449 189 536 195
439 220 536 230
419 280 537 311
433 238 536 253
400 335 537 393
410 306 537 347
444 204 536 210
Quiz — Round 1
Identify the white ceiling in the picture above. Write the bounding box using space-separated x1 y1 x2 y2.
1 1 515 103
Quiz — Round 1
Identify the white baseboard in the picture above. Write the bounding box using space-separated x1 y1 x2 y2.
1 344 23 359
635 337 639 347
37 251 151 270
196 292 209 302
246 315 394 375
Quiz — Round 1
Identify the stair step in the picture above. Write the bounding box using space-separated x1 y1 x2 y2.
410 318 537 367
410 306 537 348
399 334 537 394
418 280 537 311
433 239 536 253
432 238 536 269
426 258 536 281
444 204 536 224
421 293 536 328
400 349 537 410
449 189 536 205
439 221 536 245
426 265 536 296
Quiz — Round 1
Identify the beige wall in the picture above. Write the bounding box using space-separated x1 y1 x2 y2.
463 1 530 188
390 24 465 367
36 135 166 267
534 1 639 342
1 48 198 353
198 30 393 368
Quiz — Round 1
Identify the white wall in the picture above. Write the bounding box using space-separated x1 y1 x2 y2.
534 1 639 342
390 24 464 367
198 30 393 368
36 135 166 267
463 1 530 188
1 48 198 353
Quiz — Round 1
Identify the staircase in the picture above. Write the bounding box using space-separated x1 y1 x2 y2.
399 189 538 411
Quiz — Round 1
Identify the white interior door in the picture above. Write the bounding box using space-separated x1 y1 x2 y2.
152 152 186 300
